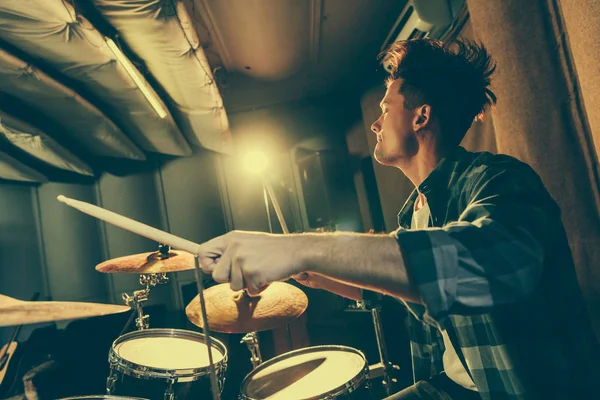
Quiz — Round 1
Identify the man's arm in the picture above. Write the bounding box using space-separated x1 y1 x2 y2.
297 233 421 302
198 230 420 300
199 159 550 327
391 162 552 328
293 272 363 301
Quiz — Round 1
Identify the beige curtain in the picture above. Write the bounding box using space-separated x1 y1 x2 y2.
467 0 600 336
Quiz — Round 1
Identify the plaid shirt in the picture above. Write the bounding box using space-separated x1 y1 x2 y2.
393 147 600 399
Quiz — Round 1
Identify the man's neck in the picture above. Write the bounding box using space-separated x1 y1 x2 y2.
398 145 445 189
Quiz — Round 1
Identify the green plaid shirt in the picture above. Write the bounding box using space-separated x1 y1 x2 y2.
393 147 600 399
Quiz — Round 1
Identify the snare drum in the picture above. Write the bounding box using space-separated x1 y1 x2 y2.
239 345 372 399
106 329 227 400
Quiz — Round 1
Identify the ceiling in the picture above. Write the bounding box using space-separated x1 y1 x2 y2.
0 0 406 182
188 0 407 112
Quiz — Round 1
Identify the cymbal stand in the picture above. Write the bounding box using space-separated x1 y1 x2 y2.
356 297 399 396
241 332 263 368
121 244 170 330
261 179 294 349
122 272 168 330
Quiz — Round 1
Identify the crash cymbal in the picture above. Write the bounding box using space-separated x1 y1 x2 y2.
96 250 194 274
186 282 308 334
0 294 130 327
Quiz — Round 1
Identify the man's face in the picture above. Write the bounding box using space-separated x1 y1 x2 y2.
370 79 419 166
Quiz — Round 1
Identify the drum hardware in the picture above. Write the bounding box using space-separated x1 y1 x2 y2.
240 332 262 369
355 294 399 396
105 329 227 400
121 258 170 330
106 373 118 396
58 195 221 400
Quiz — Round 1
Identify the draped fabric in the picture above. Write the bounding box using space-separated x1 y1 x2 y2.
466 0 600 337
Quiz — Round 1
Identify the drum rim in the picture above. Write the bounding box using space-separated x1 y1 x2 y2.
109 328 228 381
240 344 368 400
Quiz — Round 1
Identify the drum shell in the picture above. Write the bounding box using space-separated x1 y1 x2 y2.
111 373 213 400
107 329 227 400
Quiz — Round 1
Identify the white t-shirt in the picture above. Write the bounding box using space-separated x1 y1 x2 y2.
411 199 477 391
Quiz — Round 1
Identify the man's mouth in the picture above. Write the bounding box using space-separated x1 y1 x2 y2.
377 135 382 142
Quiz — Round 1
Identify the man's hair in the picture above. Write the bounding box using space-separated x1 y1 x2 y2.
380 38 497 145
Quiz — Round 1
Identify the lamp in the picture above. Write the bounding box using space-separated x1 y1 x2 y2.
105 38 168 119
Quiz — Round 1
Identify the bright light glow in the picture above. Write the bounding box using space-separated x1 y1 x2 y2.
243 151 268 175
105 38 168 119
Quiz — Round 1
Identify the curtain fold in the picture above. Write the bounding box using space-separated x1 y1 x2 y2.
467 0 600 337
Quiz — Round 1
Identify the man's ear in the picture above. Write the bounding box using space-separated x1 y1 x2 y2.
413 104 432 132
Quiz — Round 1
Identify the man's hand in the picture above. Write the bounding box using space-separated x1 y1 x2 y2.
197 230 305 295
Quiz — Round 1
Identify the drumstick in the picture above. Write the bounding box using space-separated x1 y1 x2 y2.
193 255 220 400
57 195 200 254
57 195 221 400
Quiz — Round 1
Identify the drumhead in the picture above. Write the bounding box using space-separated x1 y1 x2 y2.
241 345 367 400
110 329 226 376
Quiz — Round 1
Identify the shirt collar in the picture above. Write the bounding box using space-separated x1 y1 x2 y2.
398 146 467 228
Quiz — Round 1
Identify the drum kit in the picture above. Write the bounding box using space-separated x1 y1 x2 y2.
0 195 399 400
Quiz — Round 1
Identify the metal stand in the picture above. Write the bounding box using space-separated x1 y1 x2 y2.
262 178 289 234
121 244 170 330
122 272 168 330
355 298 399 396
241 331 263 368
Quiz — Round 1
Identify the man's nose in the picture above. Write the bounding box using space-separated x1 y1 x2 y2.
371 118 381 134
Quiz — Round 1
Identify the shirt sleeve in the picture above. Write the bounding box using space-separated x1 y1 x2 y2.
394 163 555 329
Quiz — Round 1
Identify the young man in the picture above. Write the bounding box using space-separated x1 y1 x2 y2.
198 39 600 399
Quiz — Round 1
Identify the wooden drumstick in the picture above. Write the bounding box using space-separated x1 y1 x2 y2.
57 195 200 254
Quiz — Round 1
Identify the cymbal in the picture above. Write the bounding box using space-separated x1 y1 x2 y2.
186 282 308 334
96 250 194 274
0 294 130 327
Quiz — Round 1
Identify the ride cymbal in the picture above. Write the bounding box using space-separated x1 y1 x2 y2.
0 294 130 327
96 250 194 274
186 282 308 334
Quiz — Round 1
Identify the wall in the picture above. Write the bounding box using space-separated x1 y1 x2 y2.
224 94 365 234
0 92 366 346
0 148 227 343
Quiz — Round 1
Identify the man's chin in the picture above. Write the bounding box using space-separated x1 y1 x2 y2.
374 150 395 166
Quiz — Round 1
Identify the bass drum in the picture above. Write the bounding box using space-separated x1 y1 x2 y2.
239 345 373 399
106 329 227 400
